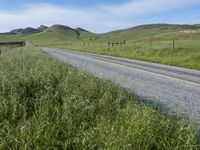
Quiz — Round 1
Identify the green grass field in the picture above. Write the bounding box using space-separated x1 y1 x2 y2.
44 38 200 70
0 46 199 149
0 24 200 70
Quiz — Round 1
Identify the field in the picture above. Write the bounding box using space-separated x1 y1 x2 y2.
36 27 200 70
44 38 200 70
1 24 200 70
0 46 199 149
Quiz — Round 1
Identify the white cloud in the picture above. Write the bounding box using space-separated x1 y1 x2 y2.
0 3 132 33
103 0 200 17
0 1 199 33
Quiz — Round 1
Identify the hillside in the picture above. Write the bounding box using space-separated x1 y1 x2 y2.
0 25 48 35
0 24 98 45
1 24 200 45
97 24 200 42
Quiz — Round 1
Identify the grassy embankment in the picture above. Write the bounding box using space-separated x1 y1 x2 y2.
0 46 199 149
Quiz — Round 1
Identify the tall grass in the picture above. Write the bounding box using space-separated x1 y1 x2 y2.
0 47 199 149
0 46 9 55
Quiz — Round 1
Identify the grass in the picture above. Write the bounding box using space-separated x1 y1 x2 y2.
45 38 200 70
1 24 200 70
26 24 200 70
0 46 199 149
0 46 9 55
97 24 183 42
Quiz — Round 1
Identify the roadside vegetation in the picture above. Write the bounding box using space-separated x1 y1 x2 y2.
47 39 200 70
0 46 9 55
0 46 199 149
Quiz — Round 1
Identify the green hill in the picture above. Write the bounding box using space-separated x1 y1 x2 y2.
0 24 98 45
0 25 48 35
76 28 100 40
24 25 80 45
1 24 200 45
97 24 200 42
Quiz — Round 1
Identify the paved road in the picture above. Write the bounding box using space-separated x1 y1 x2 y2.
42 47 200 124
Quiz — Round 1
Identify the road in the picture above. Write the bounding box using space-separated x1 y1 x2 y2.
42 47 200 124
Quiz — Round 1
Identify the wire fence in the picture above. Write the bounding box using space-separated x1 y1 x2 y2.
46 37 200 51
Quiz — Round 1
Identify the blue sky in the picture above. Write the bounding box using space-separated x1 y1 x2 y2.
0 0 200 33
0 0 125 9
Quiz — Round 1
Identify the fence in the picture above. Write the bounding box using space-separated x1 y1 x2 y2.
0 41 25 47
46 37 200 52
108 41 126 47
0 41 25 55
127 39 178 51
127 38 200 51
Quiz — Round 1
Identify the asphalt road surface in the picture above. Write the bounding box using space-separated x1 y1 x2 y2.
42 47 200 124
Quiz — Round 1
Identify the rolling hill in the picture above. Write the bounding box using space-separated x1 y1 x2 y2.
1 24 200 45
97 24 200 42
1 24 200 46
0 24 98 45
0 25 48 35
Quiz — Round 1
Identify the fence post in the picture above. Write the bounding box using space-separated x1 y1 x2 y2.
150 38 152 49
172 39 175 51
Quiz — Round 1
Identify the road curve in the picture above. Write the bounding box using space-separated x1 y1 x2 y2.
42 47 200 124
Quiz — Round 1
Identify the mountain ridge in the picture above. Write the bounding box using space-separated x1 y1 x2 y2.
2 23 200 35
0 23 200 44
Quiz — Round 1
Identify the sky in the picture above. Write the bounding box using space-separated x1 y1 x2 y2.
0 0 200 33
